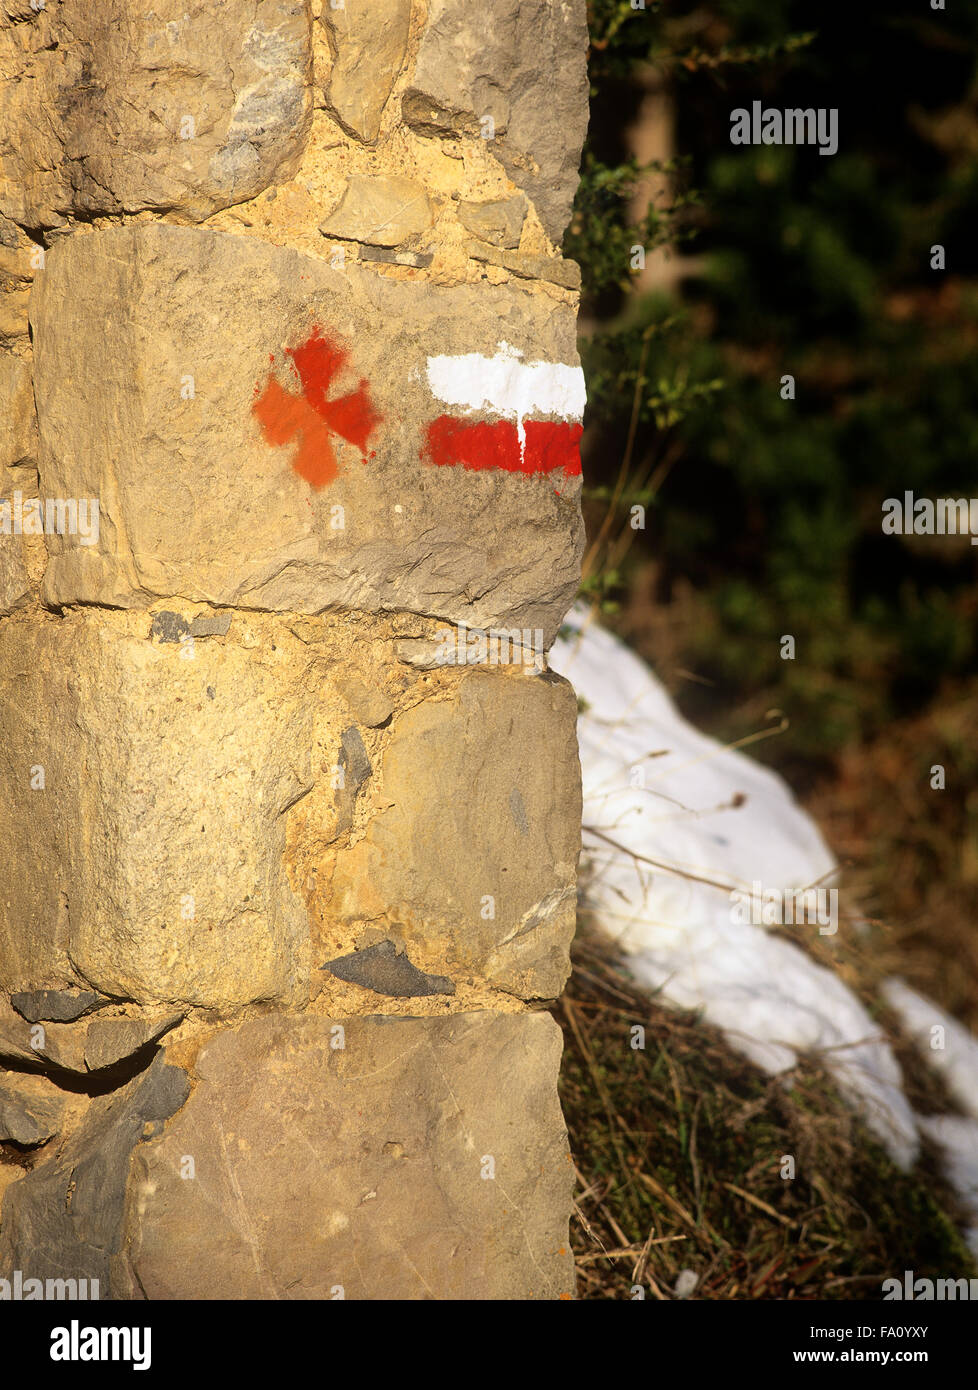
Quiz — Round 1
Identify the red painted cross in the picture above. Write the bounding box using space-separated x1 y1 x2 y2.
252 327 382 489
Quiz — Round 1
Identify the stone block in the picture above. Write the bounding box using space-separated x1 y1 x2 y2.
0 0 312 228
321 0 413 143
30 223 584 644
0 611 321 1008
0 536 28 615
320 174 432 246
331 669 581 999
0 1054 190 1295
403 0 589 242
458 194 528 249
0 1072 67 1146
119 1013 574 1299
0 355 36 478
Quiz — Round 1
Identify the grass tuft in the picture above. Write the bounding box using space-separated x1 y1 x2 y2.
556 921 976 1300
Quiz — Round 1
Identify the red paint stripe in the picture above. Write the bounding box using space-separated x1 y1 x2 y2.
425 416 582 477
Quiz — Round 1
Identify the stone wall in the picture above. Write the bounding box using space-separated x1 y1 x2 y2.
0 0 588 1299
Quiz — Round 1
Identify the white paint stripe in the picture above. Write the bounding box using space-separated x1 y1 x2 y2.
425 342 586 423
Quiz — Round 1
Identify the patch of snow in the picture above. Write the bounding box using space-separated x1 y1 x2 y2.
553 608 978 1237
883 977 978 1122
551 608 921 1165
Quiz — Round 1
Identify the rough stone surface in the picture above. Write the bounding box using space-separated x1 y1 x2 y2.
11 990 106 1024
0 291 28 346
30 224 584 643
0 0 313 228
458 195 527 249
84 1014 185 1074
320 174 432 246
334 674 393 728
0 536 28 616
0 613 319 1007
322 0 413 143
466 240 582 290
0 1072 67 1146
0 354 36 479
0 999 182 1075
323 940 455 997
189 612 232 638
334 724 372 835
0 220 32 346
118 1012 574 1299
0 1054 190 1296
403 0 590 243
331 671 581 998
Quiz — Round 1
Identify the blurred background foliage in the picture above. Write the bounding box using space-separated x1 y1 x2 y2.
568 0 978 1027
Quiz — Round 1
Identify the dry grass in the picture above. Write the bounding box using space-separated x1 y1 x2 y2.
556 922 976 1300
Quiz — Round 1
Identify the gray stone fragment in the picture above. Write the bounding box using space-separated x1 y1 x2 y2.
334 725 372 836
403 0 589 242
320 174 432 247
458 195 527 248
189 612 232 638
466 240 582 289
152 608 230 644
0 1074 67 1146
150 611 190 643
0 1053 190 1296
84 1013 185 1073
322 940 455 998
339 726 371 788
358 245 434 268
10 990 106 1024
